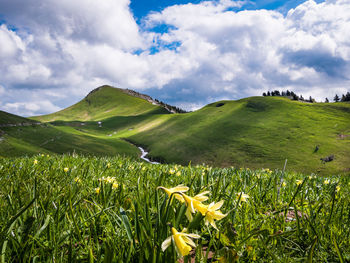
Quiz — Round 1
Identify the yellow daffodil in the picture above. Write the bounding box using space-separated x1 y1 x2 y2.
64 167 69 173
236 192 250 203
296 180 303 186
112 183 119 189
41 154 44 157
181 192 209 221
105 176 115 183
95 187 100 194
161 227 200 257
33 159 38 165
176 171 181 176
107 163 111 168
158 185 189 202
324 179 330 185
336 185 340 192
169 169 175 175
282 182 287 187
204 200 227 229
74 177 81 183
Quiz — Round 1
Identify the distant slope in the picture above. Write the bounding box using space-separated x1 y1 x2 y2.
0 110 38 125
32 85 169 122
0 123 139 157
127 97 350 174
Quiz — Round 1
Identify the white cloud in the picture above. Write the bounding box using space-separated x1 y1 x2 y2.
0 0 350 115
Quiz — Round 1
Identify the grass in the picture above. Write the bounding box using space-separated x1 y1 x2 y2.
0 155 349 262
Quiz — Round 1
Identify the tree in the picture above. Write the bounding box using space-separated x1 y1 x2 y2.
345 92 350 102
300 95 304 101
262 92 267 96
267 91 271 96
309 96 314 103
341 94 346 102
325 98 329 103
286 90 291 96
292 94 299 100
334 94 340 102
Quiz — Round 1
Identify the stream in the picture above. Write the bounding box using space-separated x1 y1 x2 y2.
138 146 160 164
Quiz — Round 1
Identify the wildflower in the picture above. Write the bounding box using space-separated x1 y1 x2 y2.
95 187 100 194
74 177 81 183
169 169 175 175
64 167 69 173
176 171 181 177
204 200 227 229
162 227 200 257
336 185 340 192
282 182 287 187
236 192 250 203
41 154 44 157
296 180 303 186
105 176 115 183
47 154 50 157
181 192 209 221
324 179 330 185
33 159 38 165
112 183 119 189
158 185 189 202
107 163 111 168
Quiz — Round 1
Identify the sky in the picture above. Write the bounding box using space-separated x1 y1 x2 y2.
0 0 350 116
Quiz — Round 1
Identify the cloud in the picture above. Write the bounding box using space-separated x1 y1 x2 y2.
0 0 350 116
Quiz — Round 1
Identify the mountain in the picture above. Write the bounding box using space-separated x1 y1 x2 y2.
1 86 349 174
32 85 170 122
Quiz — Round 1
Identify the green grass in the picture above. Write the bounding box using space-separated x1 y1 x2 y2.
1 155 349 262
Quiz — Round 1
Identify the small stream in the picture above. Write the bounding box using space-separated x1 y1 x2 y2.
138 147 160 164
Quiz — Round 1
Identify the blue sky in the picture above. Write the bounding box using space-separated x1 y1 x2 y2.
0 0 349 116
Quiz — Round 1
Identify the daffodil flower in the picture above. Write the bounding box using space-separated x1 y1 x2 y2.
64 167 69 173
162 227 200 257
33 159 38 165
158 185 189 202
181 192 209 221
324 179 330 185
236 192 250 203
204 200 227 230
296 180 303 186
95 187 100 194
112 183 119 189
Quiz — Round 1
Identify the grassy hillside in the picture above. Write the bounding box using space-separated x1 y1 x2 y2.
32 85 169 122
0 110 37 125
127 97 350 174
0 124 139 157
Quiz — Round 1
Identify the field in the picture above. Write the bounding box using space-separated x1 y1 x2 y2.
1 154 349 262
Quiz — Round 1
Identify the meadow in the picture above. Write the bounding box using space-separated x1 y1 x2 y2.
1 154 349 262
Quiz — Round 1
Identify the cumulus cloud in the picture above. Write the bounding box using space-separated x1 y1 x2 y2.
0 0 350 116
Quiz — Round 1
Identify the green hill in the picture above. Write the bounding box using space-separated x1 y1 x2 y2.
0 110 37 125
1 86 349 175
126 97 350 174
32 85 169 122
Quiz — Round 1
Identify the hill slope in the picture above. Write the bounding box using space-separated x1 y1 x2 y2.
32 85 169 122
126 97 350 174
0 110 38 126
